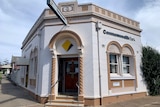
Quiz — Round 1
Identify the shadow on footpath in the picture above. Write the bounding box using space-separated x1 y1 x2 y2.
0 75 36 105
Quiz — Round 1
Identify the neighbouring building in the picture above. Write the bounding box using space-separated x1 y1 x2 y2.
12 1 147 106
0 64 12 75
11 56 22 85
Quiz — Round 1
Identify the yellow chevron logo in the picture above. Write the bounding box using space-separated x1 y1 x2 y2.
62 40 73 51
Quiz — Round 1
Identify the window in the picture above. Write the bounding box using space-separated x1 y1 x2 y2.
123 56 130 74
66 60 78 74
110 54 119 73
29 48 38 80
107 42 135 78
34 56 38 77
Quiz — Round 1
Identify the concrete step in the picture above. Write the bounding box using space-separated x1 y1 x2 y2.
48 99 84 104
45 102 84 107
56 95 78 100
45 95 84 107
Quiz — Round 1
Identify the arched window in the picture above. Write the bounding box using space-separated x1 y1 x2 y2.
107 42 135 77
34 48 38 77
29 51 34 76
107 42 121 74
122 45 135 76
29 48 38 87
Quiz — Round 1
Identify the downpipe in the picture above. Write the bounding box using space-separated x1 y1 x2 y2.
96 21 103 106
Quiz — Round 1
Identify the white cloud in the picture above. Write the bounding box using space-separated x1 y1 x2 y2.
0 0 46 61
135 0 160 47
0 0 160 62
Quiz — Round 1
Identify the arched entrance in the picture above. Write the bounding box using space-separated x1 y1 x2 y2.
48 30 84 100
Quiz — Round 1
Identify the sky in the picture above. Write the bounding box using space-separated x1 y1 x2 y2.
0 0 160 63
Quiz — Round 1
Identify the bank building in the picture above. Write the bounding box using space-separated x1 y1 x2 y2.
11 1 147 107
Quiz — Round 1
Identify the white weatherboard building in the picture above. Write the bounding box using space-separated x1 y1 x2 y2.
14 1 147 106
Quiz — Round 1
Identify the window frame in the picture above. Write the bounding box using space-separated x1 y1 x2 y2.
107 42 136 79
109 53 122 78
122 55 130 74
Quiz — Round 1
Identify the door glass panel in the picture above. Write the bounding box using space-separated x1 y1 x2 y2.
66 60 78 74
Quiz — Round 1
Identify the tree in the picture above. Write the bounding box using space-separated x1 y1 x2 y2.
3 59 9 65
141 46 160 95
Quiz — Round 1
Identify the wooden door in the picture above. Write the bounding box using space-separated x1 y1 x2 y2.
64 58 78 93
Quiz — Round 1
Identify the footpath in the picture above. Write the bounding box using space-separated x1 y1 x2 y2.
106 96 160 107
0 75 44 107
1 74 160 107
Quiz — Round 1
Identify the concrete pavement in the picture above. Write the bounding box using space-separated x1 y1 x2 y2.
70 96 160 107
1 74 160 107
0 74 44 107
106 96 160 107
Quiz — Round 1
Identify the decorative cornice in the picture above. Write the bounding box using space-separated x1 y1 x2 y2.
22 2 142 50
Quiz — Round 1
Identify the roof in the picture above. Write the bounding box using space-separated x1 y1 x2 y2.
11 56 21 63
11 56 29 66
0 64 12 69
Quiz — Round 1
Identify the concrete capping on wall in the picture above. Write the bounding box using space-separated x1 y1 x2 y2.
46 2 140 28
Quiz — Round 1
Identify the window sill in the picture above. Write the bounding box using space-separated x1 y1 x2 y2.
110 74 135 80
123 74 134 77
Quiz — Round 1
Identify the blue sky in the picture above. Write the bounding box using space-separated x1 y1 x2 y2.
0 0 160 63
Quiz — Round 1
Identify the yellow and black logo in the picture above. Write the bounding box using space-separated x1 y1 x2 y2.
62 40 73 51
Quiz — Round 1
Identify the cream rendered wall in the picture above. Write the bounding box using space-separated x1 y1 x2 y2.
40 23 95 98
66 23 95 98
20 21 146 99
91 22 111 98
39 25 62 97
21 32 41 94
24 20 146 99
93 22 146 97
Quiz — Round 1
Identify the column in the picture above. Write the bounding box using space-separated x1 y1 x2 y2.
49 49 56 100
133 56 138 88
50 57 56 100
78 56 84 101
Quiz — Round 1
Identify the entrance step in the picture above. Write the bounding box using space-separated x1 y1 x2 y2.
45 95 84 107
56 95 78 100
45 103 84 107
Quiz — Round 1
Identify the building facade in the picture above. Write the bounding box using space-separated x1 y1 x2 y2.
14 1 147 106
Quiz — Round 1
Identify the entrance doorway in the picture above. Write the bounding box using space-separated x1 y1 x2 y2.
25 66 29 87
58 57 79 95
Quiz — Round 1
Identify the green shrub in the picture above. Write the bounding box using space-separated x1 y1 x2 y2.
141 46 160 95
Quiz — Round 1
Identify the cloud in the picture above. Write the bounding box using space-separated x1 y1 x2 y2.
0 0 47 61
71 0 146 19
0 42 21 62
1 0 160 62
122 0 146 16
0 41 19 48
135 0 160 47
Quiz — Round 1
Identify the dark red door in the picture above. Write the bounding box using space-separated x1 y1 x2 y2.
64 58 78 93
